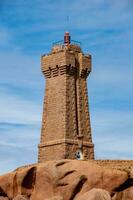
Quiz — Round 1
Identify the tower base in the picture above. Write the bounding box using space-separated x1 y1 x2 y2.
38 139 94 162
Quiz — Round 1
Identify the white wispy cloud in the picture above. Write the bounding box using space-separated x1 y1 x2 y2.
91 109 133 159
0 89 41 174
0 91 41 124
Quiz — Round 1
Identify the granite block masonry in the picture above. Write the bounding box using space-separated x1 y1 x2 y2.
38 32 94 162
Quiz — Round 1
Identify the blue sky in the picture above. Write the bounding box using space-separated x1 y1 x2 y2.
0 0 133 174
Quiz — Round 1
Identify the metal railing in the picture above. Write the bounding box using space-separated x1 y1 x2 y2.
52 40 81 47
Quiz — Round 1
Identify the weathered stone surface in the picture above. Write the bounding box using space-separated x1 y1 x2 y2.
112 186 133 200
13 195 28 200
75 188 111 200
0 172 15 199
0 197 9 200
0 160 133 200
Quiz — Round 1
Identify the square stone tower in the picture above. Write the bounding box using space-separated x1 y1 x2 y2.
38 32 94 162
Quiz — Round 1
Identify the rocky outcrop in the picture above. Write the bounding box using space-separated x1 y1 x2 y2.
75 188 111 200
0 160 133 200
112 186 133 200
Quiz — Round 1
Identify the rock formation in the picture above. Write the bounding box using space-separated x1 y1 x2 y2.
0 160 133 200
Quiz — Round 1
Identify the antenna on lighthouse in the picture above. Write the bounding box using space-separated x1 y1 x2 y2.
66 15 69 31
64 15 71 45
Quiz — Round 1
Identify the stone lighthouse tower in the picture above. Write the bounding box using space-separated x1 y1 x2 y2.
38 32 94 162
